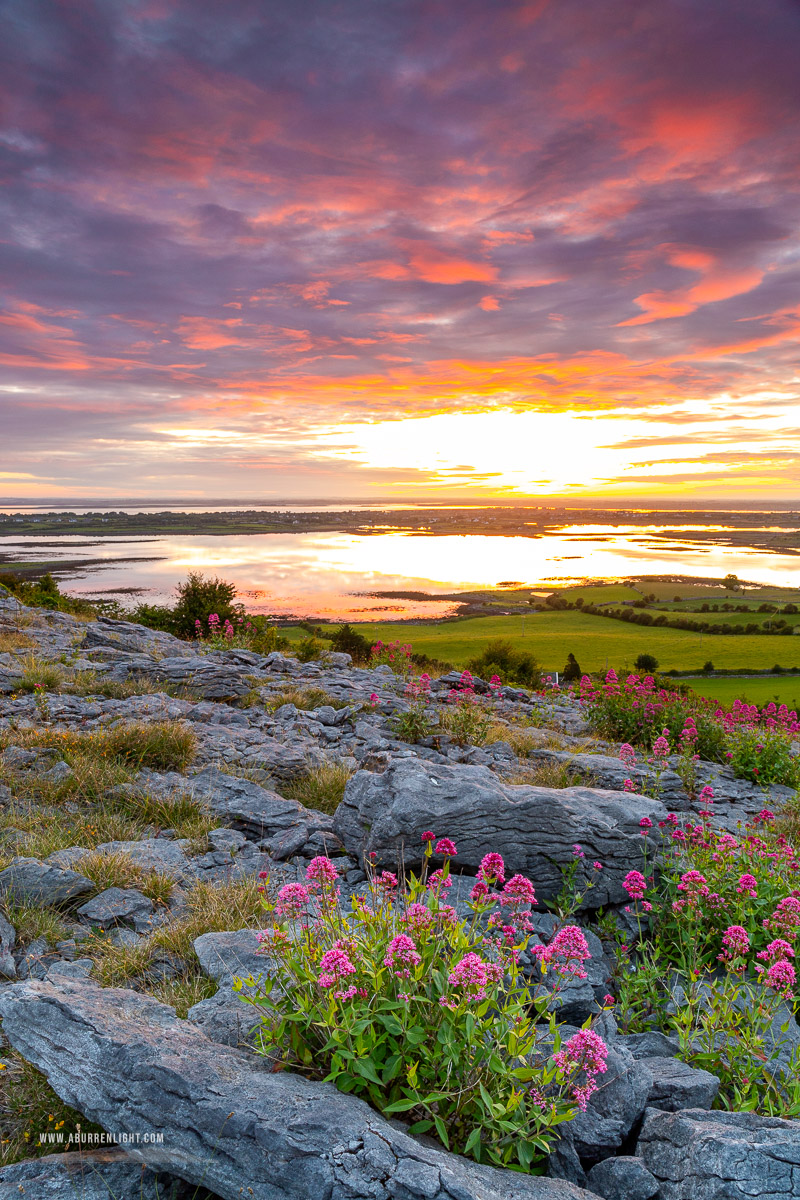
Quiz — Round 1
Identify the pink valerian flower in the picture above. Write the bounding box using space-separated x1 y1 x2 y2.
306 857 339 885
718 925 750 965
427 869 453 893
573 844 585 859
445 951 503 1004
619 743 636 767
763 959 796 998
368 693 379 706
622 870 646 901
536 925 592 979
552 1029 609 1110
623 779 635 793
434 838 458 857
421 831 436 844
639 817 653 835
317 945 357 990
602 993 615 1007
404 902 434 932
757 939 794 965
478 852 505 884
593 861 603 871
469 879 496 906
275 882 311 918
764 896 800 938
757 809 776 824
736 873 758 898
698 785 715 805
677 870 709 900
652 734 670 759
383 934 422 978
502 874 537 905
376 871 398 891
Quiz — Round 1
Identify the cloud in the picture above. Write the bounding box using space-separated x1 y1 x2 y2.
1 0 799 496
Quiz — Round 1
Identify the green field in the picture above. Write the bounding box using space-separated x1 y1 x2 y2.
683 676 800 711
285 610 800 675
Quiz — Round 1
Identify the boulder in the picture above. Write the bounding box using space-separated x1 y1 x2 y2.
0 1149 187 1200
0 857 94 906
334 759 665 906
190 768 339 851
0 980 592 1200
567 1038 652 1161
585 1156 659 1200
193 929 268 984
77 887 155 933
640 1056 720 1111
636 1107 800 1199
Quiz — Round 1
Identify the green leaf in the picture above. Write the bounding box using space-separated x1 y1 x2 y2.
353 1059 383 1086
383 1097 420 1114
407 1120 434 1136
464 1128 482 1155
433 1115 450 1149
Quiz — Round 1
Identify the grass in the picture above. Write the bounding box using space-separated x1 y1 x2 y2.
75 849 175 905
89 876 265 990
293 612 800 675
99 720 196 771
265 686 350 712
0 1051 106 1166
108 787 217 842
7 653 65 693
1 902 71 948
684 676 800 710
280 763 353 814
504 760 595 788
0 632 34 654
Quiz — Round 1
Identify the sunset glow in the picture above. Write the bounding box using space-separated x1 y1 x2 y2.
2 1 799 500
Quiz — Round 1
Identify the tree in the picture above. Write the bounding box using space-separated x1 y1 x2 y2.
561 652 581 681
723 574 740 592
634 653 659 673
466 639 541 688
702 660 714 674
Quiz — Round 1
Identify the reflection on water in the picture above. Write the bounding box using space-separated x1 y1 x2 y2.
1 525 798 620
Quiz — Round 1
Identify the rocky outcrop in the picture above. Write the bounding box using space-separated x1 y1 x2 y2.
636 1107 800 1198
0 858 94 906
0 980 593 1200
335 758 665 905
0 1149 194 1200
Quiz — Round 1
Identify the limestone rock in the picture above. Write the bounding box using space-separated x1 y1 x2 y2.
636 1106 800 1199
0 858 94 906
641 1056 720 1111
334 758 665 905
0 980 592 1200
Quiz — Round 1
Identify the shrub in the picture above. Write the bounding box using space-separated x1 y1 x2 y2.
439 670 494 747
330 623 371 663
296 636 325 663
611 812 800 1114
242 840 609 1171
466 639 541 688
389 675 435 744
170 572 239 638
370 639 413 675
562 653 581 682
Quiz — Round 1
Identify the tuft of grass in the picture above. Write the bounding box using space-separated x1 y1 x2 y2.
89 875 265 988
108 788 217 842
0 631 34 654
147 972 218 1019
100 720 196 772
504 760 593 789
0 1050 106 1167
280 762 353 814
8 653 65 693
66 671 188 700
2 902 71 947
75 850 174 905
483 722 542 757
266 686 350 712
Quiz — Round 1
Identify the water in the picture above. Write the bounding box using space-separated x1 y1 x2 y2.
2 519 799 620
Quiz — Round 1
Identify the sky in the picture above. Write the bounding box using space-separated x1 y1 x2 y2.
1 0 799 502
